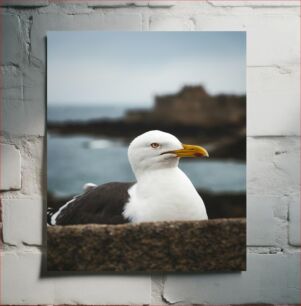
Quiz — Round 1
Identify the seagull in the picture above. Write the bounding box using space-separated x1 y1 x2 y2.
48 130 209 225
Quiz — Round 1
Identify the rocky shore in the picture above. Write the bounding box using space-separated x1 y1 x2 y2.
48 85 246 160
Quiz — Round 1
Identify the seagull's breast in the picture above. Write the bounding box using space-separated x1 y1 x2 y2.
123 168 208 223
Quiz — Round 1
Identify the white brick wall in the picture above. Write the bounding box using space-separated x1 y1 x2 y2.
0 0 49 6
2 13 25 65
0 143 21 191
2 251 151 304
163 253 300 304
149 15 194 30
247 195 278 246
2 198 43 246
1 1 300 304
248 66 300 136
289 194 300 246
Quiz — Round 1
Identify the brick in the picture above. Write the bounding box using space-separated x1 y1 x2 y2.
289 194 300 246
207 0 300 7
247 196 276 246
0 143 21 191
194 13 246 31
2 65 23 135
2 198 43 246
18 137 44 196
247 195 288 247
86 0 149 7
2 251 151 304
0 0 49 6
163 253 300 304
31 13 142 64
194 11 299 67
85 0 174 7
22 66 45 136
1 66 22 102
247 14 299 67
104 12 142 29
148 1 175 7
248 66 299 136
87 0 136 7
2 13 24 65
2 65 45 136
38 3 94 14
149 15 194 31
248 137 299 197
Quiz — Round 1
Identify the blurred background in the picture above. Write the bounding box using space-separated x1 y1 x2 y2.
47 31 246 219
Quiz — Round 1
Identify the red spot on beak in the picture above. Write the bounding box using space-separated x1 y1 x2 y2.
194 152 204 157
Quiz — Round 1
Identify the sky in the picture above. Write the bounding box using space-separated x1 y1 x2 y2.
47 31 246 106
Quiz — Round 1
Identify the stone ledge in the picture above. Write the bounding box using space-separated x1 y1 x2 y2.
47 218 246 272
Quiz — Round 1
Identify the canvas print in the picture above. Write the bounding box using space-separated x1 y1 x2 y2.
47 32 246 272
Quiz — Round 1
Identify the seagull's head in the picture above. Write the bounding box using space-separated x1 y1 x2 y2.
128 130 209 178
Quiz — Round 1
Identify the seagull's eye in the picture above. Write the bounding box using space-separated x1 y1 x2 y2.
150 142 160 149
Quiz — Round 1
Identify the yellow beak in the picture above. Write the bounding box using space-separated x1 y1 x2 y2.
164 144 209 158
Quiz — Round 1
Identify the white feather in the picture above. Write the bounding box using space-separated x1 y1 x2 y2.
50 197 76 225
83 182 97 193
123 130 208 223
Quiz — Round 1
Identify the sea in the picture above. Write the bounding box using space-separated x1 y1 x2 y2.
48 105 246 197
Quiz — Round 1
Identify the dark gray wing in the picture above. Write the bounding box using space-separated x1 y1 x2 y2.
55 182 134 225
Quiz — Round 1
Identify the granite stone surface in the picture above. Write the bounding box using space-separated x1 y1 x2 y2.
47 218 246 272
